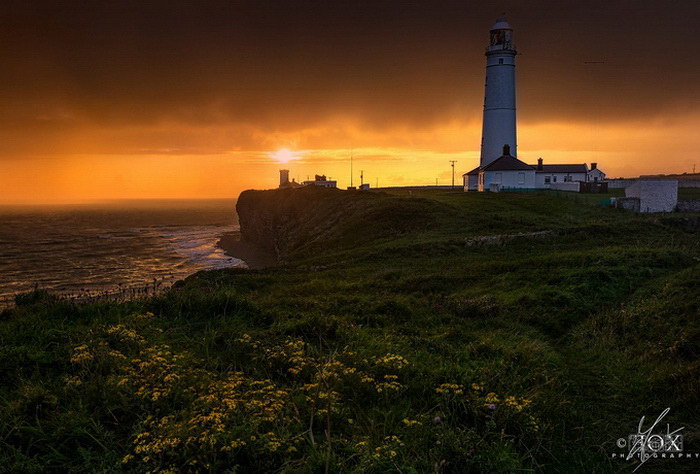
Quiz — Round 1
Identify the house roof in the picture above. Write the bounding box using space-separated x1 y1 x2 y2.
462 144 535 175
482 154 534 171
462 166 481 176
531 164 588 173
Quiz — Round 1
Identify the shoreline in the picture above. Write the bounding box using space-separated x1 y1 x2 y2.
217 231 277 270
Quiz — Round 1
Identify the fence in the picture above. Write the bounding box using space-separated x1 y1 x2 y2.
0 278 176 311
609 178 700 189
676 200 700 212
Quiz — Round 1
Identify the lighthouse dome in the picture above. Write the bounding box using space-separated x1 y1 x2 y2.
490 16 512 31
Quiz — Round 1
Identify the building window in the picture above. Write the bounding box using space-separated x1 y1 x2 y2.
494 172 502 183
564 175 572 182
499 58 504 64
553 176 558 182
518 172 525 184
544 176 551 184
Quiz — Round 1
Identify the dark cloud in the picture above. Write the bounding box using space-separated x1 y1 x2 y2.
0 0 698 155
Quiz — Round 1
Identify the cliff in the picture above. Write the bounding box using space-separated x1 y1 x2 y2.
235 186 450 262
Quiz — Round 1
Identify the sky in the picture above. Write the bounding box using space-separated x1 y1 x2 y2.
1 0 699 203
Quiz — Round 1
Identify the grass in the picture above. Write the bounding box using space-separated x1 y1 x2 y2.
1 188 699 472
679 187 700 200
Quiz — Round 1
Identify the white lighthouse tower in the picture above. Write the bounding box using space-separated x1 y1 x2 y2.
479 16 517 167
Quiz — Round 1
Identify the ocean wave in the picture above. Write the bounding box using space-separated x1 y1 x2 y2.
0 206 241 302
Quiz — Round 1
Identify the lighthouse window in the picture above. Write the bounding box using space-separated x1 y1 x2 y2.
499 58 504 64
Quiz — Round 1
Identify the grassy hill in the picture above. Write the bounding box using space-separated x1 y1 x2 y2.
2 188 699 472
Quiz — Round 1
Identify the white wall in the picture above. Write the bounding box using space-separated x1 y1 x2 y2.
303 181 337 188
588 169 605 182
550 182 581 192
463 174 478 192
482 170 535 190
625 180 678 213
535 172 587 188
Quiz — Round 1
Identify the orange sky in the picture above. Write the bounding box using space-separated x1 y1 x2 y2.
1 1 698 204
2 116 698 204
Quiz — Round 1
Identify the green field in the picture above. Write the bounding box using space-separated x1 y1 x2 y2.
680 187 700 200
2 188 699 472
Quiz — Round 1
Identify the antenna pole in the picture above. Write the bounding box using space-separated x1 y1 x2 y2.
350 148 353 187
449 160 458 189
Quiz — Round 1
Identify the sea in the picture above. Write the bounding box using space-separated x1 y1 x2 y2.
0 199 243 307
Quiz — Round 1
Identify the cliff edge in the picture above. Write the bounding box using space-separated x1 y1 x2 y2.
235 187 449 263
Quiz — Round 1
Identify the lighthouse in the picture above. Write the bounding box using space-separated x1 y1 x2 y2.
480 16 517 167
463 18 606 192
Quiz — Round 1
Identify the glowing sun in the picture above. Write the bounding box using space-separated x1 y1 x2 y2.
269 148 302 163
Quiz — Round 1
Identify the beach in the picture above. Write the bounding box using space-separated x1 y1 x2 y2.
217 231 277 269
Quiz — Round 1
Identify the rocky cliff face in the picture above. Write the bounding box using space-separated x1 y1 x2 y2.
236 187 447 263
236 187 353 262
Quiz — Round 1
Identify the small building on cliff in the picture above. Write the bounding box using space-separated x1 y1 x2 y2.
279 169 301 188
614 179 678 213
302 174 337 188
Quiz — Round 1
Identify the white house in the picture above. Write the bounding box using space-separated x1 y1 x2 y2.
532 159 606 188
463 153 606 192
462 145 536 191
587 163 605 182
532 158 587 187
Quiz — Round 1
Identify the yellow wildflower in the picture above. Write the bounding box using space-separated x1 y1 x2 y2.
63 375 82 387
374 354 410 370
484 392 500 404
106 324 145 345
402 418 421 427
70 345 94 364
436 383 464 395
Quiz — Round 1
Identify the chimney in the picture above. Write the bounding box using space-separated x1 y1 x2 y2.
537 158 543 171
591 162 597 170
503 144 511 156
